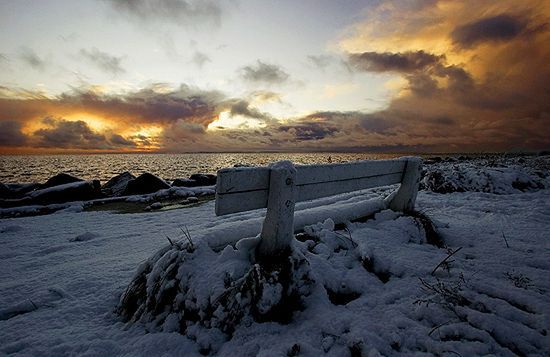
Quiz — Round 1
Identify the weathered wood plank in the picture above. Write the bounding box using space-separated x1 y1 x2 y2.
296 171 403 202
216 159 406 194
257 162 297 257
215 170 403 216
216 167 270 194
389 157 422 211
215 190 268 215
295 159 406 186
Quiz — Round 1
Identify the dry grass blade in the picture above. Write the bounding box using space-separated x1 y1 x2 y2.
431 247 463 276
180 226 194 250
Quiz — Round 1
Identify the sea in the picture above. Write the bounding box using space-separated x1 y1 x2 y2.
0 152 414 184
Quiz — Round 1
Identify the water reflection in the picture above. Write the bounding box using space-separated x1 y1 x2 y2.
0 153 403 183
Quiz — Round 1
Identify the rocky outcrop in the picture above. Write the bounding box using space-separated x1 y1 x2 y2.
122 173 170 195
0 180 102 208
101 172 136 197
190 174 217 186
42 173 83 189
173 174 217 187
30 180 102 205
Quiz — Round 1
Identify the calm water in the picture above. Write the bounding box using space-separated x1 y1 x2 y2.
0 153 407 184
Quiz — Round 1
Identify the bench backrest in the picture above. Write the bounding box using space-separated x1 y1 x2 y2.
214 157 421 258
216 158 410 215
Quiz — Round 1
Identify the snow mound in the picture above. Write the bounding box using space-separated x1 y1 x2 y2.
421 156 549 194
117 238 313 354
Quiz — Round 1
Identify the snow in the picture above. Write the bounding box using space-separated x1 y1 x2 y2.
0 158 549 356
27 181 92 198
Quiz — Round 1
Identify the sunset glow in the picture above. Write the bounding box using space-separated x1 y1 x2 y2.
1 0 549 153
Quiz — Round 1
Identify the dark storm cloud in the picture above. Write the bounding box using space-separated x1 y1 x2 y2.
18 84 225 126
34 117 108 149
109 133 136 147
240 61 290 84
19 48 47 71
451 14 527 48
348 48 475 99
278 122 338 141
105 0 222 27
0 120 27 146
358 114 398 134
79 48 125 75
348 50 443 73
227 100 273 121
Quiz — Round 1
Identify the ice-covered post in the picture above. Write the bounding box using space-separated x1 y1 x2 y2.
256 161 296 259
388 157 422 212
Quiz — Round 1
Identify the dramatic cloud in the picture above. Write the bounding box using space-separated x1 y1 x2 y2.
19 48 47 71
31 117 139 149
240 61 289 84
79 48 125 75
34 117 107 149
278 122 338 141
109 133 136 147
0 84 225 127
451 14 527 48
0 120 27 147
226 100 273 121
105 0 222 27
348 51 443 73
338 0 550 151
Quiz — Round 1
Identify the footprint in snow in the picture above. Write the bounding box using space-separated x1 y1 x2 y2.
0 287 68 321
69 232 100 242
0 225 24 234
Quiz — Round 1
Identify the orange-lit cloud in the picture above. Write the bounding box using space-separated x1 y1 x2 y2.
1 0 549 153
337 0 550 151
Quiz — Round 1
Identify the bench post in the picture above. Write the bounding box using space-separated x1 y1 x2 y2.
388 157 422 212
256 161 296 258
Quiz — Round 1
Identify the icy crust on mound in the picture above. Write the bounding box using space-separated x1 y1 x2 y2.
117 205 550 356
421 155 549 194
117 238 313 354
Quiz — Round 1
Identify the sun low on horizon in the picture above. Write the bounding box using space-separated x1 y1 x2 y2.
1 0 549 154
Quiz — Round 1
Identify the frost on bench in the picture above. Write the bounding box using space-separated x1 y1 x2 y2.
215 157 422 256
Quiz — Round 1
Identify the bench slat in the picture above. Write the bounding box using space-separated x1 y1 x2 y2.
296 159 405 186
216 159 406 194
296 171 403 202
215 159 407 216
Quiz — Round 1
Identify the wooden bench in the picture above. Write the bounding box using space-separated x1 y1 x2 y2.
215 157 421 257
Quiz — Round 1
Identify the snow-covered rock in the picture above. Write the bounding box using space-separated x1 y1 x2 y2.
421 156 549 194
29 180 102 205
122 173 170 195
42 173 83 189
101 172 136 197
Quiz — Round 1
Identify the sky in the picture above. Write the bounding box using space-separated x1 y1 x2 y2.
0 0 549 154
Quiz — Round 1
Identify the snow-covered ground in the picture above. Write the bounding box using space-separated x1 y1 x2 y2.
1 159 549 356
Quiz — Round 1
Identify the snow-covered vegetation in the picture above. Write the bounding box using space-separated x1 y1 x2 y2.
0 156 549 355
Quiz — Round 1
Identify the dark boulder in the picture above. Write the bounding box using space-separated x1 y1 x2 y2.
0 183 13 199
122 173 170 196
172 178 199 187
29 180 102 205
43 173 83 189
102 172 136 197
6 183 41 196
427 156 443 163
189 174 217 186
